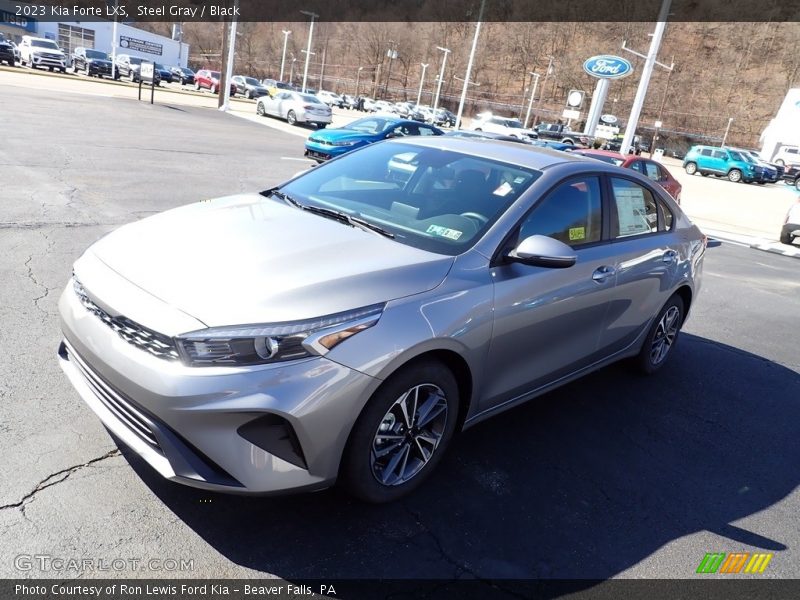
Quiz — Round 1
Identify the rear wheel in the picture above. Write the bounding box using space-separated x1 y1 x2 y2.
780 229 795 245
340 359 459 503
727 169 742 183
635 295 685 375
287 110 297 125
256 102 265 116
685 162 697 175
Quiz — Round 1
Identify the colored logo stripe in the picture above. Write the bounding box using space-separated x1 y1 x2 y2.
697 553 725 573
697 552 773 574
745 553 773 573
719 553 749 573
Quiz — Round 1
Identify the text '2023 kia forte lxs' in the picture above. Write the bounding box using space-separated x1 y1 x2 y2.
58 138 705 503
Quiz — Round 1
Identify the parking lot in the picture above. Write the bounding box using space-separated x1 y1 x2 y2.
1 70 800 585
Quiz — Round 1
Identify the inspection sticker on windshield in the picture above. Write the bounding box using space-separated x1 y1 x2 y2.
427 225 463 240
493 181 514 196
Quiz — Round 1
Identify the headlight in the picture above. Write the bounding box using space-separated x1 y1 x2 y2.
175 304 384 367
331 140 360 147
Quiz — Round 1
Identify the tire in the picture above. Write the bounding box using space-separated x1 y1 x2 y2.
316 123 327 129
685 162 697 175
256 102 265 116
287 110 297 126
775 159 785 167
246 90 252 99
795 178 800 192
757 181 766 185
727 169 742 183
212 84 218 94
701 172 709 177
340 359 460 503
635 294 685 375
195 81 200 91
128 71 135 82
84 65 90 76
780 229 794 245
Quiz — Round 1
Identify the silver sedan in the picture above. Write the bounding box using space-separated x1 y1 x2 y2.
58 138 705 503
256 91 332 127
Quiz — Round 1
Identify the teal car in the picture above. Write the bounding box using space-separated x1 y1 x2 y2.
683 145 766 183
304 117 443 163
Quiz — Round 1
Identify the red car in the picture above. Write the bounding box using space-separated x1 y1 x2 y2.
571 149 682 204
194 69 237 96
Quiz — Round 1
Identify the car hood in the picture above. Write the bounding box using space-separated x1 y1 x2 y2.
88 58 112 66
87 193 454 328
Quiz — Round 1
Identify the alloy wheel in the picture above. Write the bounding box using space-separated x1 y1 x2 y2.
650 306 681 366
370 383 448 487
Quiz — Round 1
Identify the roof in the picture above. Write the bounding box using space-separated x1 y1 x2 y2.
385 135 592 171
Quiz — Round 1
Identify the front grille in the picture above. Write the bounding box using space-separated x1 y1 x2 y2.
73 278 180 361
40 53 62 60
66 343 162 451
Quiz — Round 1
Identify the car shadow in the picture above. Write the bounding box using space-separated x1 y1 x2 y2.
118 333 799 587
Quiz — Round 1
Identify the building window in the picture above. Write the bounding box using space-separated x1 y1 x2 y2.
57 24 95 55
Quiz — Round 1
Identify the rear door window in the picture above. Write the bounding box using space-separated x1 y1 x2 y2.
610 177 659 238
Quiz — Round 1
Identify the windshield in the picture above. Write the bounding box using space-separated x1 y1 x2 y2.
155 63 166 70
503 120 523 129
728 150 750 162
245 77 260 85
181 67 194 74
343 118 396 134
32 40 59 50
85 49 107 59
274 142 542 255
129 57 143 65
211 71 221 78
300 94 322 104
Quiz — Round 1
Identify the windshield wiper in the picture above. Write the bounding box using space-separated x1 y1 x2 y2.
269 190 394 239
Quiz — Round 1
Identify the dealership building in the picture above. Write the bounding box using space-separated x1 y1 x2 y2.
0 1 189 67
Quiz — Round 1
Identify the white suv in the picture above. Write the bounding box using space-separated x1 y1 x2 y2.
19 36 66 72
772 145 800 166
316 90 343 108
470 113 536 141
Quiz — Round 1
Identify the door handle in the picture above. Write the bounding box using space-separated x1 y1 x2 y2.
592 265 616 283
662 250 678 263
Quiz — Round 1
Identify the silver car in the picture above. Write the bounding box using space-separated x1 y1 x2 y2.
58 138 705 503
256 91 332 127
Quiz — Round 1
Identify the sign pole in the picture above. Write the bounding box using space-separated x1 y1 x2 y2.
151 64 155 105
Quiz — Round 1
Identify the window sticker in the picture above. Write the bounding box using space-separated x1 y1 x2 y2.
493 181 514 196
426 224 463 240
569 226 586 241
614 185 650 236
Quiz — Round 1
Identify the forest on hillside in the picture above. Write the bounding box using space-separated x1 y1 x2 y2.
141 20 800 150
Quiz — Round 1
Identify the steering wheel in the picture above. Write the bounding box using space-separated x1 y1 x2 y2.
460 212 489 226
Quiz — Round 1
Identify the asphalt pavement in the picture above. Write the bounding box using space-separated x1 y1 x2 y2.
1 82 799 586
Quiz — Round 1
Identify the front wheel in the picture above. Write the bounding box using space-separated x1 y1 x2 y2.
287 110 297 125
728 169 742 183
340 359 459 503
256 102 265 116
685 162 697 175
635 295 685 375
780 229 794 245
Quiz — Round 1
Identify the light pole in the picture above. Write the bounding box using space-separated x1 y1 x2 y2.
289 56 297 84
523 72 540 129
416 63 429 106
279 30 291 81
455 0 485 130
219 0 239 112
432 46 451 112
383 42 397 99
300 10 318 93
721 117 734 148
355 66 364 96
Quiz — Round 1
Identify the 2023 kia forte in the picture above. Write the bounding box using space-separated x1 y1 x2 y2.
58 138 705 503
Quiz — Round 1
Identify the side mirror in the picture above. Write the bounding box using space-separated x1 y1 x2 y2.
506 235 577 268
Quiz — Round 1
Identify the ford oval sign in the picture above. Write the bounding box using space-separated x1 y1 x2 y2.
583 55 633 79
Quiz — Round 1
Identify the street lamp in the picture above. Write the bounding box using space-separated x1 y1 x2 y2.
355 66 364 96
279 30 291 81
289 55 297 83
432 46 451 112
300 10 318 93
455 0 485 130
721 117 734 148
416 63 429 107
383 42 397 99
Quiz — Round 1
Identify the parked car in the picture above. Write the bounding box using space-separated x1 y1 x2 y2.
71 47 113 78
154 63 173 85
531 140 580 152
10 40 20 64
316 90 344 108
361 97 378 112
194 70 236 95
232 75 269 99
471 113 537 141
570 149 682 203
19 36 66 72
372 100 398 114
736 149 782 183
115 54 160 85
0 34 16 66
57 137 705 503
256 91 331 127
782 161 800 189
683 145 766 183
304 116 443 162
394 102 413 117
342 94 358 110
771 145 800 167
261 79 293 96
170 66 195 85
434 108 457 127
409 105 433 123
781 198 800 245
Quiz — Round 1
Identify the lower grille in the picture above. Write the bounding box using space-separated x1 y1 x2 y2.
66 344 162 451
73 278 180 361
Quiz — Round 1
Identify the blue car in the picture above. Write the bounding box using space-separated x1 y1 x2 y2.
304 117 443 162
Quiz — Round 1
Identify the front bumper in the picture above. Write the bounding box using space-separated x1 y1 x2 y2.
31 54 65 68
88 63 112 76
57 270 379 494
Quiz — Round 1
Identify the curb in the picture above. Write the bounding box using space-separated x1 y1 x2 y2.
700 227 800 260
